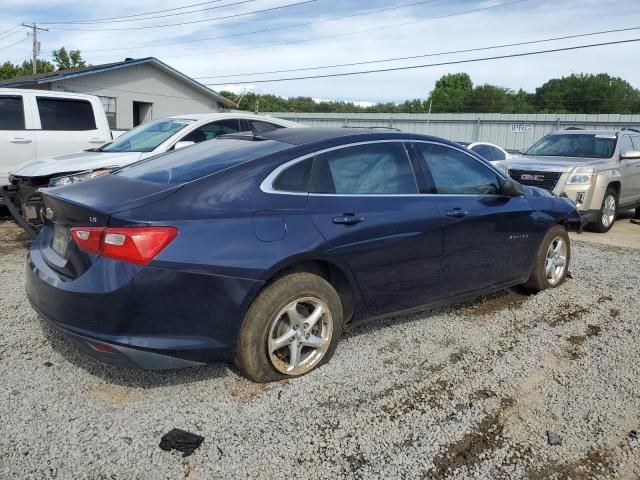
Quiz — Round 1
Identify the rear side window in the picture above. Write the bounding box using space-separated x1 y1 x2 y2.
272 158 313 192
632 136 640 151
415 143 501 195
490 146 506 160
310 143 417 194
37 97 97 131
619 135 633 155
0 96 25 130
251 120 283 133
471 144 493 161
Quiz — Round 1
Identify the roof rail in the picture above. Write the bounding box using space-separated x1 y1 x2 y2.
564 127 583 130
621 127 640 133
342 126 402 131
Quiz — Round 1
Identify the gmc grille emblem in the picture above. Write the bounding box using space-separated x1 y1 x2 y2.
520 174 544 182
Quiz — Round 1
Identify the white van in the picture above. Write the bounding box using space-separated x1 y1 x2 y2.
0 89 112 186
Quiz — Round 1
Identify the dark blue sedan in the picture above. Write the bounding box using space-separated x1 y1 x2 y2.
26 128 581 382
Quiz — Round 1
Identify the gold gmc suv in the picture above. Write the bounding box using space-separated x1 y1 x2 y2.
508 128 640 232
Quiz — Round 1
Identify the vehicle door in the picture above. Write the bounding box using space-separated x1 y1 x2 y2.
306 140 443 316
174 119 242 147
629 136 640 201
617 135 637 204
33 96 106 158
411 141 541 297
0 94 36 184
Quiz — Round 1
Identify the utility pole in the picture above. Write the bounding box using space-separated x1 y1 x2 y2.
21 23 49 74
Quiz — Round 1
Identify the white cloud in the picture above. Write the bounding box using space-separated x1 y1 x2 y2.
2 0 640 103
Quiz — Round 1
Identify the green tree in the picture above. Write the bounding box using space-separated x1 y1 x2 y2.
427 73 473 113
52 47 86 70
534 73 640 114
0 59 55 80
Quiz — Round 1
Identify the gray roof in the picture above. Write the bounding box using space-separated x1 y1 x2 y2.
0 57 235 108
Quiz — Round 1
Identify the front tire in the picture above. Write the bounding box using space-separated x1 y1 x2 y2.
236 272 344 383
523 225 570 292
591 188 618 233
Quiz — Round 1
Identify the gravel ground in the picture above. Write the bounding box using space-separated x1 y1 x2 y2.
1 219 640 479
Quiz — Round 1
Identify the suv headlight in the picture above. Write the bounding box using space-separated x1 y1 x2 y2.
566 167 595 185
49 169 113 187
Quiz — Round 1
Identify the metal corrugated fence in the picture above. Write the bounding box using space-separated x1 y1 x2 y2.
266 112 640 151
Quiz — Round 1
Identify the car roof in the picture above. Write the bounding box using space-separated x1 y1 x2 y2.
258 127 447 146
167 112 298 123
0 87 100 100
551 129 638 136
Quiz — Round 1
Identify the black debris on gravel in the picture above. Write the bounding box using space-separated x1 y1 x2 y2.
159 429 204 457
547 431 562 446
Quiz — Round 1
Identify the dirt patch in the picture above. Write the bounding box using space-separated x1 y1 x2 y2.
429 398 514 477
226 377 270 403
89 384 144 405
380 378 455 419
0 222 30 255
470 389 498 401
526 449 616 480
547 303 590 328
610 308 620 319
566 325 602 359
457 289 529 318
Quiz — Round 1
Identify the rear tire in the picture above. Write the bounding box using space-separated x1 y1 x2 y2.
236 272 343 383
523 225 571 293
590 188 618 233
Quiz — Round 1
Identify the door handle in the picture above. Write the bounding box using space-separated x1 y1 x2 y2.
446 209 469 218
332 214 365 225
10 138 32 144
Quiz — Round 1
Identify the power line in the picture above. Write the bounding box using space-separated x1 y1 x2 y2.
83 0 441 52
0 36 29 52
0 25 24 41
42 0 259 26
48 0 319 31
40 0 243 24
205 38 640 85
195 26 640 79
151 0 527 60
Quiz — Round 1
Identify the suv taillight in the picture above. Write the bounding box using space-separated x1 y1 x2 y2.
70 226 178 265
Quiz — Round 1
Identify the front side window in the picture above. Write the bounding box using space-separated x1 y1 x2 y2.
180 119 241 143
101 118 195 153
310 143 417 195
525 134 616 158
631 136 640 151
0 96 25 130
618 135 633 155
415 143 501 195
37 97 96 131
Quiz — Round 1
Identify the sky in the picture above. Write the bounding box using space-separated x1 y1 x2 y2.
2 0 640 104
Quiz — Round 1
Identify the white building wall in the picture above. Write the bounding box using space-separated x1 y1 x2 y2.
46 63 223 129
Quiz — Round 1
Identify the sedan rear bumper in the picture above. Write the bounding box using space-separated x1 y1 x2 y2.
26 243 264 369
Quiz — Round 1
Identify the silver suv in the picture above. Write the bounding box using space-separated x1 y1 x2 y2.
508 128 640 232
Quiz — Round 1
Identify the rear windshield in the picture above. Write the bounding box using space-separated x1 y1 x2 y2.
116 138 289 184
525 134 617 158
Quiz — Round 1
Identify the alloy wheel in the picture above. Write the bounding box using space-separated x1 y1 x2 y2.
601 194 616 228
267 297 333 375
545 236 568 286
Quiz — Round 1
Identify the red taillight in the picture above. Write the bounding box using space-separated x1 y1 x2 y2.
70 226 178 265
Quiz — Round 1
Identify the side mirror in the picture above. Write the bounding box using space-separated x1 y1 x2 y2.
621 150 640 160
500 178 524 197
174 140 195 150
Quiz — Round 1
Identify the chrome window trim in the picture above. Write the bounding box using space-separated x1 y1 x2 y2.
260 139 508 197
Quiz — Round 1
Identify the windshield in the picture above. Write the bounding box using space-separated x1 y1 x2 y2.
101 118 195 153
525 134 617 158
